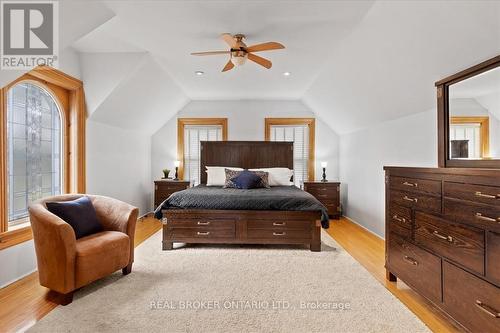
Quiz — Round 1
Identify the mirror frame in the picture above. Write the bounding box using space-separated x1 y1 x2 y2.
436 55 500 169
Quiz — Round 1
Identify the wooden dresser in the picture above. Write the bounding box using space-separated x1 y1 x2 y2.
385 167 500 332
303 181 341 219
154 180 190 208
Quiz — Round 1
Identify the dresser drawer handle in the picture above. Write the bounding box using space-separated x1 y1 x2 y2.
197 231 210 236
392 215 407 224
402 181 418 187
403 255 418 266
403 196 418 203
475 191 500 200
475 300 500 318
273 232 286 236
197 221 210 225
273 222 286 226
475 213 500 223
432 231 453 243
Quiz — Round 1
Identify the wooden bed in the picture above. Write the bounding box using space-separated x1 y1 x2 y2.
161 141 322 251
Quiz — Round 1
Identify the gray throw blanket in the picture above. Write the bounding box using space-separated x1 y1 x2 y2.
154 185 330 228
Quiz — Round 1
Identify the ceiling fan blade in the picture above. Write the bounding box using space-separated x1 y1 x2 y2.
246 42 285 53
247 53 272 69
222 59 234 72
191 51 230 56
221 33 237 48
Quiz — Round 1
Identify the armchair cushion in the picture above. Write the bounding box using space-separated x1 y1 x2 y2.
75 231 130 288
46 196 103 239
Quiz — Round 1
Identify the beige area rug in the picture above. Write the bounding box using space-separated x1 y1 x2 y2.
29 230 429 333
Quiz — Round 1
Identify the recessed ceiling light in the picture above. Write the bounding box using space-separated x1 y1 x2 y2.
283 72 291 76
195 71 204 76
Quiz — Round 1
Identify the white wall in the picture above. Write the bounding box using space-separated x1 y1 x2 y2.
86 120 152 214
339 109 438 237
151 100 340 187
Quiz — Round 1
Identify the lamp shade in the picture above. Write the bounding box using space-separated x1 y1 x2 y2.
321 162 328 168
174 160 180 167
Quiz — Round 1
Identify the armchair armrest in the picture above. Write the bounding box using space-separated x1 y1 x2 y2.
28 202 77 294
89 195 139 263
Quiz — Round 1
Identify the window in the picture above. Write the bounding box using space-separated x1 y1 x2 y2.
7 83 62 227
178 118 228 185
0 66 86 250
265 118 315 186
450 117 489 159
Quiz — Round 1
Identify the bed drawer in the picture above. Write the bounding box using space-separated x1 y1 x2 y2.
247 220 311 230
247 229 311 240
390 190 441 214
171 228 235 239
387 233 442 303
168 219 236 230
444 182 500 206
444 198 500 233
415 212 484 275
390 176 441 196
443 261 500 333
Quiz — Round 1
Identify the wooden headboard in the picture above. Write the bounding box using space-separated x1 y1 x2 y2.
200 141 293 184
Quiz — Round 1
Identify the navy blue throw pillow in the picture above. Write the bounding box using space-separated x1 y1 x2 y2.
231 170 264 189
46 197 103 239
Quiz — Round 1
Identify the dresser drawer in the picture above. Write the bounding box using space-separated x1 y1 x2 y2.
443 261 500 333
444 182 500 206
388 205 412 239
168 219 235 230
388 233 442 303
247 229 311 240
171 228 235 239
444 198 500 233
415 212 484 275
486 231 500 286
390 190 441 214
390 176 441 196
322 201 339 215
247 220 311 230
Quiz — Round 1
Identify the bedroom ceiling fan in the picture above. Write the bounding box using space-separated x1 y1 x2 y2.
191 33 285 72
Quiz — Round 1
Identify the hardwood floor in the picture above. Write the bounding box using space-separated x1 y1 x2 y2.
0 217 459 332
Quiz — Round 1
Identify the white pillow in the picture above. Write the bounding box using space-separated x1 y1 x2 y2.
249 168 293 186
206 166 243 186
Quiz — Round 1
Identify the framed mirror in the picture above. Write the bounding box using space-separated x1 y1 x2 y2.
436 55 500 168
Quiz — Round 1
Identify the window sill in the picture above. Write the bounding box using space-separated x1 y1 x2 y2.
0 226 33 250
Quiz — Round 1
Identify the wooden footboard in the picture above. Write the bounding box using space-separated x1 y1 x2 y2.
162 210 322 252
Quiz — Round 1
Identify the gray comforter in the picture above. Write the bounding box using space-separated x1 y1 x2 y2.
154 185 330 228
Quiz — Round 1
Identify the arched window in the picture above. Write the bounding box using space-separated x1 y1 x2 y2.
6 83 63 227
0 66 86 249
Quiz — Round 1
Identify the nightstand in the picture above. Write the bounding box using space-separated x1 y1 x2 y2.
303 181 341 219
154 180 190 208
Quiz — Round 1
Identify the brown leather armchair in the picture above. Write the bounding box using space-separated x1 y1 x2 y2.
28 194 138 305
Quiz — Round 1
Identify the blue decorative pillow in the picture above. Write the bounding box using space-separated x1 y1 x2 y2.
232 170 265 189
46 196 103 239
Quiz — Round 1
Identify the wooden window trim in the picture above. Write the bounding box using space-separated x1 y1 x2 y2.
177 118 228 180
0 65 86 249
264 118 315 181
450 116 490 158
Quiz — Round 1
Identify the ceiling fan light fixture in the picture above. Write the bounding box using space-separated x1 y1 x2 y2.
283 71 291 76
195 70 204 76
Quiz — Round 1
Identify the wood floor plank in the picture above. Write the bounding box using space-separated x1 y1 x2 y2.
0 216 460 332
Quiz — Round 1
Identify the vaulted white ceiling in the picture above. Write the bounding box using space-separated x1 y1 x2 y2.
2 1 499 135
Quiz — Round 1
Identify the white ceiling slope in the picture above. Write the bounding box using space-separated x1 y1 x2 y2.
80 52 148 114
88 54 189 134
74 0 375 100
303 0 500 134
